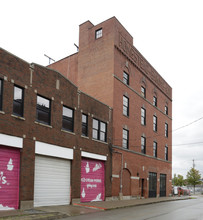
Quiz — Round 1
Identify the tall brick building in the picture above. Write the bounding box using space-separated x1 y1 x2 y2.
0 48 112 210
49 17 172 198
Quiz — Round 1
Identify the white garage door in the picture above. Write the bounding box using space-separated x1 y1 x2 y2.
34 155 71 207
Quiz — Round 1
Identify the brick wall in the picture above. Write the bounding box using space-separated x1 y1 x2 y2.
0 47 112 207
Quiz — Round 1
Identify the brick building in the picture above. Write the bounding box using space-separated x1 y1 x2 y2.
49 17 172 198
0 48 112 210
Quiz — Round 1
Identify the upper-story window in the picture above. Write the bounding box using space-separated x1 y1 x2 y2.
92 118 107 142
165 123 168 138
153 96 157 107
153 141 157 158
62 106 74 132
95 28 102 39
141 108 146 125
141 86 146 98
122 129 129 149
82 113 88 136
13 85 24 117
153 115 157 132
123 71 129 85
0 79 3 111
123 96 129 116
36 95 51 125
165 106 168 115
165 145 168 160
141 136 146 154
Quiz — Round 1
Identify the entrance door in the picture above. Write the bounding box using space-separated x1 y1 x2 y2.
160 174 166 197
141 178 144 197
149 172 157 198
0 146 20 210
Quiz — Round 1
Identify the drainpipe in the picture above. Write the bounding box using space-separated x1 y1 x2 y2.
114 151 123 199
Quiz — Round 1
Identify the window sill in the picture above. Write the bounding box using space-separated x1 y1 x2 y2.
0 111 5 115
123 114 129 118
35 121 52 128
61 129 75 135
81 135 89 139
11 114 25 121
92 138 108 145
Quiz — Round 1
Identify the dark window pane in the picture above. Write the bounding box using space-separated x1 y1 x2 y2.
62 106 74 132
82 114 88 136
36 95 51 125
13 86 24 117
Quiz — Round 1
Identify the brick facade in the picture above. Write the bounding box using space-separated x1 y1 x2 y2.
48 17 172 198
0 48 112 209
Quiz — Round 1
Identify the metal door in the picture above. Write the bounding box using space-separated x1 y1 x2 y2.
81 159 105 202
0 146 20 210
149 172 157 198
160 174 166 197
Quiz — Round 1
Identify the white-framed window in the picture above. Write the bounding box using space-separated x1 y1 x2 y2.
95 28 102 39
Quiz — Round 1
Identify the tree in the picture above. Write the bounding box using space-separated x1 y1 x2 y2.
172 174 185 186
186 168 201 194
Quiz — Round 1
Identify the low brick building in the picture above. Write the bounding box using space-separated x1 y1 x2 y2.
49 17 172 199
0 48 112 210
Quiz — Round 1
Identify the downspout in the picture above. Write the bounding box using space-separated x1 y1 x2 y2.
114 151 123 198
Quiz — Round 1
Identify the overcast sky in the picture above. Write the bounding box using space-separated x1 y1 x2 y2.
1 0 203 179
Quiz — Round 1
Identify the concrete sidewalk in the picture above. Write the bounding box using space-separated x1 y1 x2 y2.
0 196 192 220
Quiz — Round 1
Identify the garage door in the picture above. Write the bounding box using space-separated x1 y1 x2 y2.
0 146 20 210
81 158 105 202
34 155 71 207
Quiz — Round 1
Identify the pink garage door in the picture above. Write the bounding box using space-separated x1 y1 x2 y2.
0 146 20 210
81 159 105 202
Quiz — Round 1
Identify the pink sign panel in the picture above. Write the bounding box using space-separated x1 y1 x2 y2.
81 159 105 202
0 146 20 210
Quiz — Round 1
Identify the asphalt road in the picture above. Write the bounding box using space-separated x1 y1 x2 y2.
61 196 203 220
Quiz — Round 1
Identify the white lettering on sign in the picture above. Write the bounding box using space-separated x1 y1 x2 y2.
0 172 7 185
87 184 97 189
81 178 101 183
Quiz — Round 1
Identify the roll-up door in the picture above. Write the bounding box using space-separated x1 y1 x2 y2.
0 146 20 210
34 155 71 207
81 158 105 202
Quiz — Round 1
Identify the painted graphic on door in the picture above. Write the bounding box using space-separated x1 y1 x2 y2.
0 146 20 210
81 159 105 202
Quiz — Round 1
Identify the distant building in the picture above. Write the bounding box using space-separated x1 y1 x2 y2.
0 48 112 210
49 17 172 198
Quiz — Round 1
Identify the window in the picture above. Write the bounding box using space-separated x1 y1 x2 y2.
141 108 146 125
153 115 157 132
95 28 102 39
123 71 129 85
153 96 157 107
165 106 168 115
122 129 129 149
13 85 24 117
153 141 157 158
36 95 51 125
141 136 146 154
92 119 107 142
141 86 146 98
62 106 74 132
123 96 129 116
165 146 168 160
0 79 3 111
82 114 88 136
165 123 168 137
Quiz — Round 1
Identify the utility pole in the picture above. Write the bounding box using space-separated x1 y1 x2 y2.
193 159 195 169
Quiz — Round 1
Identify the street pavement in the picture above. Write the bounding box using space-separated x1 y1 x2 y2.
0 196 192 220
